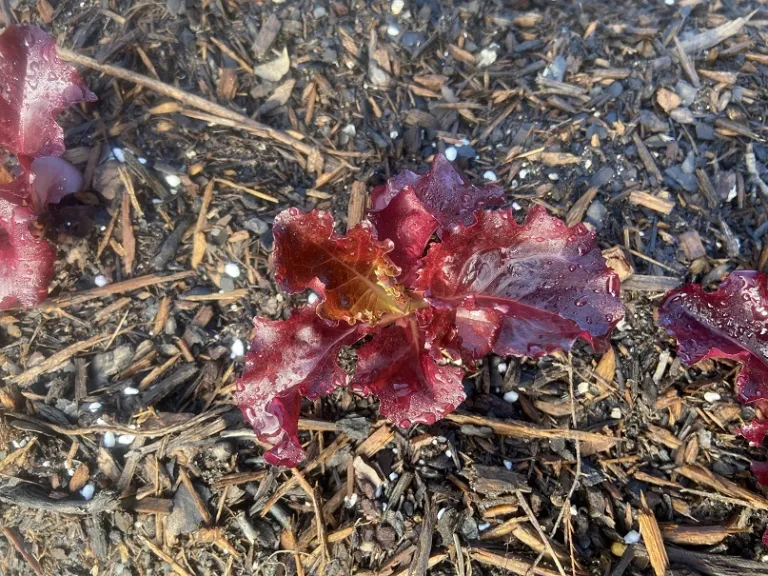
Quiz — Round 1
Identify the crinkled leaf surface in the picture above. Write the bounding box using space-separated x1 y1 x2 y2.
0 197 54 309
0 25 96 159
235 305 366 466
657 271 768 407
368 185 438 283
349 320 465 428
273 208 411 323
370 154 504 229
415 206 624 359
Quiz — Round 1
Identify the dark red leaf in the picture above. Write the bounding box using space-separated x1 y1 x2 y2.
414 206 624 359
368 185 438 283
740 419 768 446
273 208 413 324
370 154 504 229
752 461 768 486
0 197 55 309
0 25 96 159
235 305 366 466
657 271 768 407
349 320 465 428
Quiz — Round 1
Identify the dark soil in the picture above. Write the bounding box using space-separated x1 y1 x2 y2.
2 0 768 575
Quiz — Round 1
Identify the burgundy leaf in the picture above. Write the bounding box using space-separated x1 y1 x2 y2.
370 154 504 229
349 320 465 428
368 185 438 283
752 461 768 486
273 208 412 324
0 197 55 309
235 306 366 466
657 271 768 407
414 206 624 359
0 25 96 159
740 419 768 446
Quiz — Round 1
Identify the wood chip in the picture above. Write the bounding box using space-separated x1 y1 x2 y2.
639 493 669 576
679 230 706 260
192 180 214 268
629 191 675 215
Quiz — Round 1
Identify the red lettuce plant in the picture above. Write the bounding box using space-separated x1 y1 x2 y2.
236 156 625 466
658 271 768 500
0 25 96 309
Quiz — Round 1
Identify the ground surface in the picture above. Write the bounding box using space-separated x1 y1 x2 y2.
2 0 768 574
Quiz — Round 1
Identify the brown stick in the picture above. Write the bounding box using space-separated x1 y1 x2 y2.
56 46 330 169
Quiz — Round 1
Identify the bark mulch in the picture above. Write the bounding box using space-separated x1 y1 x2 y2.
2 0 768 574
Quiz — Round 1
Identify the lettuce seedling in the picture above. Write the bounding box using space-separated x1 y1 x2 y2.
236 156 625 466
0 25 96 309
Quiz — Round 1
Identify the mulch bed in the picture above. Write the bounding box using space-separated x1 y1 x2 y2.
2 0 768 574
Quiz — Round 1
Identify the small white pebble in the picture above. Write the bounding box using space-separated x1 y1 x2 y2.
118 434 136 445
577 382 591 395
584 159 593 169
344 493 358 508
375 485 383 499
624 530 641 544
478 522 491 531
704 391 721 403
387 24 400 36
503 390 519 403
390 130 399 139
80 483 95 500
664 0 674 5
519 168 529 179
164 174 182 188
138 157 148 165
431 438 438 445
512 201 522 211
610 407 622 419
67 468 75 476
42 460 50 467
308 292 319 304
503 460 512 470
477 48 497 68
444 146 458 162
381 503 388 511
230 339 245 358
10 440 19 449
103 431 116 448
483 170 497 181
497 362 508 374
445 449 452 458
225 262 241 278
112 148 125 163
437 507 447 520
391 0 404 14
123 386 139 396
88 402 102 413
342 124 356 137
418 458 425 465
570 505 578 516
548 173 560 181
94 275 108 288
389 472 399 482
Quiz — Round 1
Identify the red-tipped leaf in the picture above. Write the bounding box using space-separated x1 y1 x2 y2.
368 185 438 283
235 305 366 466
370 154 504 230
0 25 96 160
349 320 465 428
0 197 55 309
657 271 768 407
414 206 624 359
